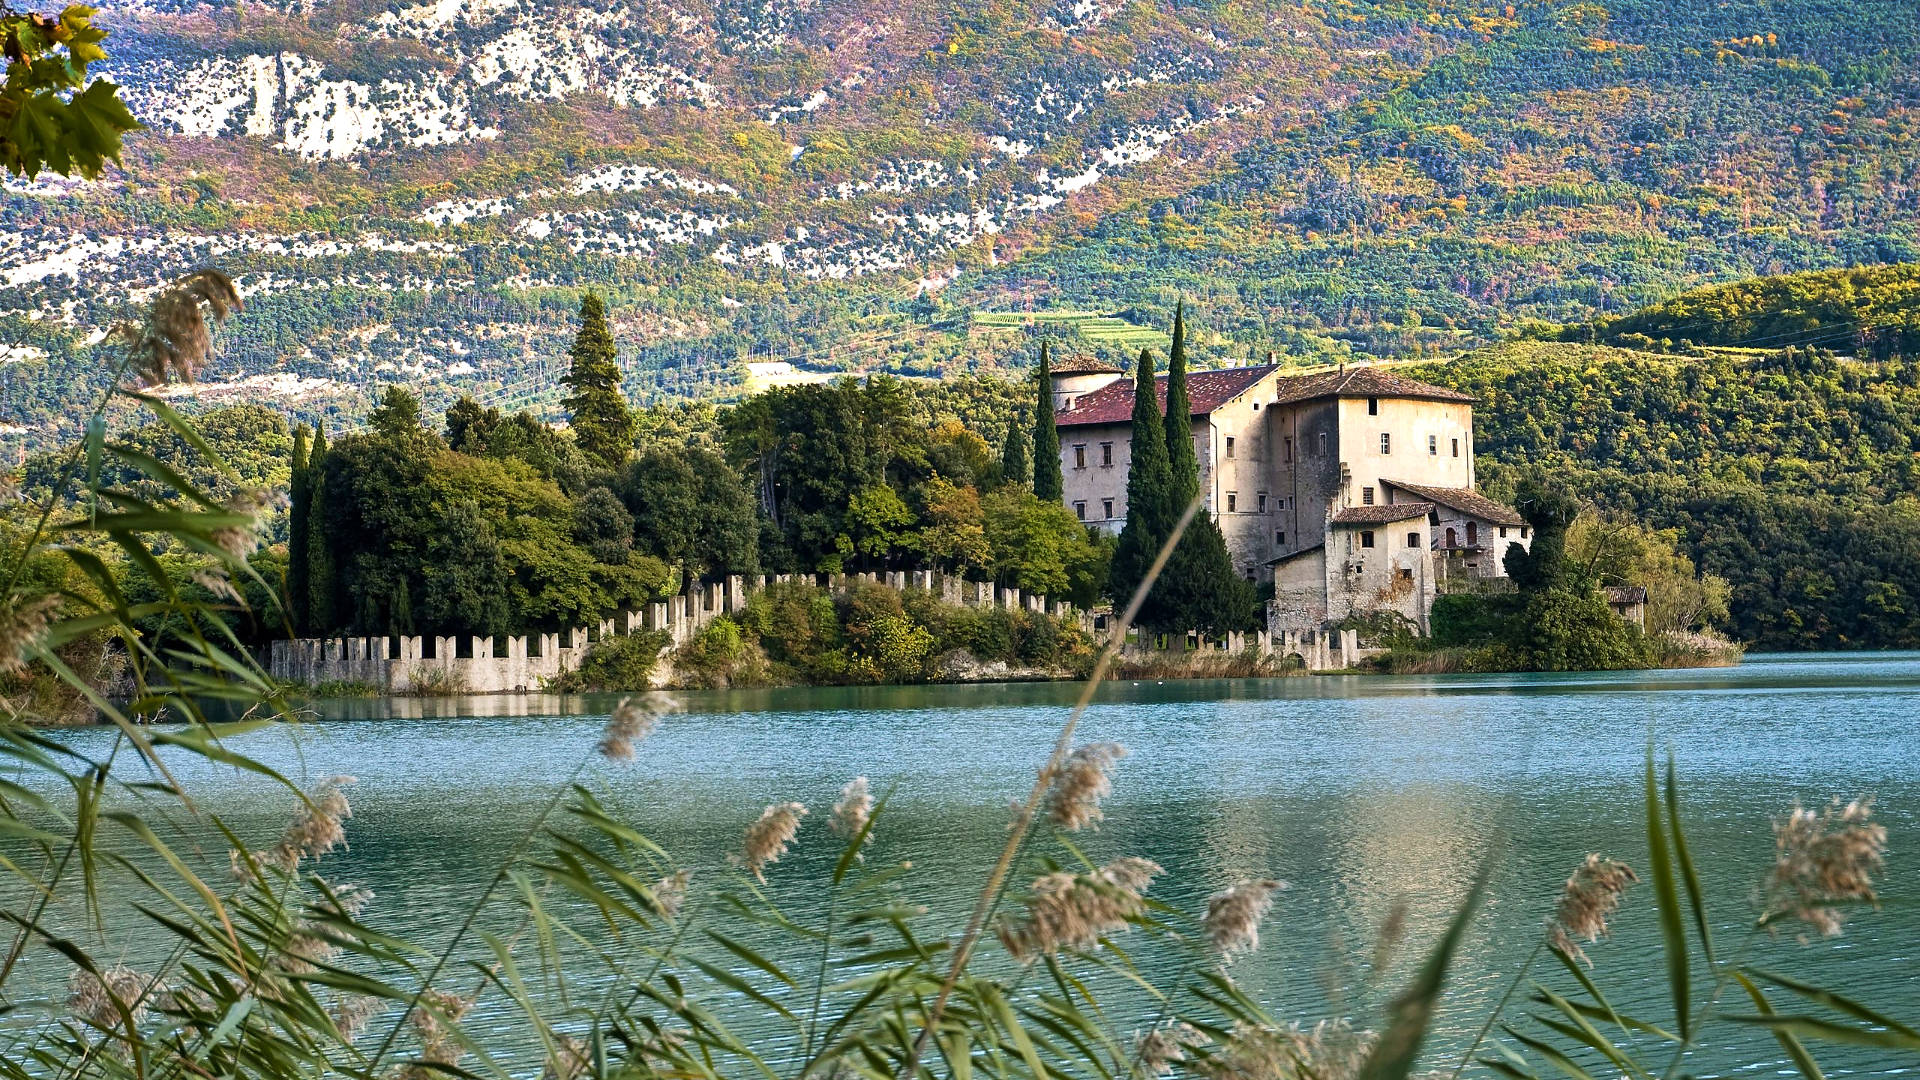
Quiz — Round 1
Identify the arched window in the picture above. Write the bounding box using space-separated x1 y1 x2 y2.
1466 521 1478 546
1445 527 1457 548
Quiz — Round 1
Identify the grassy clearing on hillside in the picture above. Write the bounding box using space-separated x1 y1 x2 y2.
973 310 1172 352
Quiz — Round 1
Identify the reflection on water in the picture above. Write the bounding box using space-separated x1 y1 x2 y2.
24 653 1920 1075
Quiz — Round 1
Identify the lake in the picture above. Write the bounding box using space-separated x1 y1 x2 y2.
25 652 1920 1076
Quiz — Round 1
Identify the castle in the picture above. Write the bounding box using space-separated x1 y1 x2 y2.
1050 359 1530 636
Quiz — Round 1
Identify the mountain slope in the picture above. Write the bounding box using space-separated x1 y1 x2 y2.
3 0 1920 453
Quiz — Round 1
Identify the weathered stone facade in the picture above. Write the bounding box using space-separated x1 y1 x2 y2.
1051 362 1530 637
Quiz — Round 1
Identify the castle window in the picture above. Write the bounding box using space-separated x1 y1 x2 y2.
1257 492 1268 513
1284 436 1294 462
1499 525 1508 538
1073 501 1086 521
1452 437 1460 458
1276 530 1286 545
1407 531 1420 548
1429 434 1438 455
1073 445 1086 469
1103 499 1115 519
1466 522 1478 546
1227 492 1238 513
1225 436 1236 459
1380 432 1391 455
1318 432 1327 457
1252 402 1261 411
1362 486 1375 505
1367 397 1379 416
1398 568 1413 583
1360 531 1375 549
1100 442 1113 466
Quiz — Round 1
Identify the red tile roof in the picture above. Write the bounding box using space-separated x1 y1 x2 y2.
1381 480 1525 526
1048 355 1124 375
1056 365 1277 428
1269 366 1475 406
1331 502 1435 525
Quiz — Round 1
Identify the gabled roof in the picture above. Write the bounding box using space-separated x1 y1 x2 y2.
1269 366 1474 406
1048 355 1124 376
1381 480 1526 526
1331 502 1434 525
1604 585 1648 605
1056 364 1278 428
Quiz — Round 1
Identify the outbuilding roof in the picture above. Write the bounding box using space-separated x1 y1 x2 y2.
1269 366 1475 406
1381 480 1526 526
1331 502 1435 525
1604 585 1648 605
1047 355 1124 375
1265 542 1326 566
1056 364 1278 428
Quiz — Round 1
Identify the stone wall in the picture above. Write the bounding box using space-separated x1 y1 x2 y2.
269 571 1106 693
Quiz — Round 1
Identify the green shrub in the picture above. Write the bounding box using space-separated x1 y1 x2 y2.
551 629 670 691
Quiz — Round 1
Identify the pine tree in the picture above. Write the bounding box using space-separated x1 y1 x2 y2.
1032 341 1063 502
305 426 337 634
562 291 634 468
1154 302 1253 636
287 424 311 635
1108 347 1174 613
1000 415 1031 489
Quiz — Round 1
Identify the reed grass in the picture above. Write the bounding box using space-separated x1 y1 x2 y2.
0 279 1909 1080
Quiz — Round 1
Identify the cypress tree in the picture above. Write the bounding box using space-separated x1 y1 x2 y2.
287 424 311 635
1155 302 1254 636
1032 341 1063 502
305 426 337 634
1000 415 1031 489
1108 347 1174 613
1162 302 1197 500
562 291 634 469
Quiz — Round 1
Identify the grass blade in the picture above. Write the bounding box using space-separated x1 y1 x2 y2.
1733 972 1823 1080
1644 743 1689 1040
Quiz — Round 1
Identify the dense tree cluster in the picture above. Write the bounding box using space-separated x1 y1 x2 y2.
1412 339 1920 650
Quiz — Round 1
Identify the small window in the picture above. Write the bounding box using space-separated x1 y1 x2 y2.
1073 445 1086 469
1367 397 1379 416
1521 526 1530 539
1407 531 1420 548
1227 492 1238 513
1225 436 1236 459
1100 443 1113 466
1380 432 1391 455
1073 501 1086 521
1451 437 1460 458
1362 486 1375 506
1252 402 1261 411
1428 434 1438 455
1257 493 1268 513
1397 567 1413 582
1284 437 1294 462
1466 522 1478 546
1360 531 1375 549
1499 525 1508 538
1103 498 1115 519
1318 432 1327 457
1276 530 1286 546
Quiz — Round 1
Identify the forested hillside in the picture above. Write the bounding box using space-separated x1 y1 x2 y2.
5 0 1920 453
1410 341 1920 650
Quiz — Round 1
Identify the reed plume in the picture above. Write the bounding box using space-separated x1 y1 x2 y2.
1046 742 1127 831
742 801 807 881
404 988 474 1075
1763 797 1887 937
329 994 382 1042
210 487 285 561
1205 879 1286 959
1137 1022 1207 1074
118 268 242 386
598 694 671 762
250 775 356 875
830 776 873 849
653 869 690 919
1547 855 1637 965
68 965 160 1033
0 593 59 675
998 856 1163 962
542 1034 590 1080
1195 1020 1374 1080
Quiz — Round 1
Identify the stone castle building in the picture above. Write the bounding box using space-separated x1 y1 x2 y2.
1050 360 1530 636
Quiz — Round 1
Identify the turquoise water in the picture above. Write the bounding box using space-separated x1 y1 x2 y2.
27 653 1920 1075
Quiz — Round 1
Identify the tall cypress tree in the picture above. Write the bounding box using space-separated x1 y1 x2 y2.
1155 302 1253 635
1032 341 1063 502
562 291 634 469
1108 347 1173 612
1000 416 1031 489
287 424 311 635
305 426 337 634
